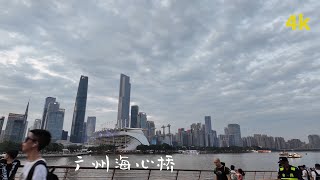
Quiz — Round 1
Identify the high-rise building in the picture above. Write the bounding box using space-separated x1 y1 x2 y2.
86 116 96 138
146 121 155 142
138 112 147 129
177 128 185 146
130 105 139 128
117 74 131 128
219 135 229 147
204 116 212 147
242 136 258 147
191 123 202 147
41 97 56 129
287 139 304 149
227 124 242 147
0 117 5 135
32 119 42 130
70 75 88 143
45 102 65 142
308 135 320 148
275 137 286 150
211 130 218 147
186 130 193 147
61 130 68 140
4 102 29 143
83 122 87 143
266 136 276 149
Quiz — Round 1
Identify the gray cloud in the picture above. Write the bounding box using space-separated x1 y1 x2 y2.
0 0 320 141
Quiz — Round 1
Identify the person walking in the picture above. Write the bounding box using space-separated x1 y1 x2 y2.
19 129 51 180
237 169 245 180
278 157 302 180
311 164 320 180
214 158 231 180
3 150 21 180
230 165 238 180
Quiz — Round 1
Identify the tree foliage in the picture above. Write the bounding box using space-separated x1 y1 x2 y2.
44 143 64 152
0 141 21 153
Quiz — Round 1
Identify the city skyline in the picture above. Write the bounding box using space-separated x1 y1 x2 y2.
0 1 320 141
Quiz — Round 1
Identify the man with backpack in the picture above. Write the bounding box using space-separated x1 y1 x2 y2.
214 158 231 180
19 129 58 180
311 164 320 180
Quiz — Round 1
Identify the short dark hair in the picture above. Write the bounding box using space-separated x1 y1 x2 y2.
315 164 320 168
238 169 245 176
231 165 235 170
6 150 19 159
30 129 51 151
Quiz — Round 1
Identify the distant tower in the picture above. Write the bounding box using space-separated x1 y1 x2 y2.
161 125 166 136
40 97 56 129
167 124 171 135
130 105 139 128
4 101 29 143
117 74 131 128
70 75 88 143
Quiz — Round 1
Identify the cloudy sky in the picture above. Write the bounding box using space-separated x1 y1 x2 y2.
0 0 319 141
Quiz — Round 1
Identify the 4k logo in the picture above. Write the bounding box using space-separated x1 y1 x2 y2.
286 14 310 30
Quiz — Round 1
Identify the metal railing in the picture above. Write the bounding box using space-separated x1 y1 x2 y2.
15 165 278 180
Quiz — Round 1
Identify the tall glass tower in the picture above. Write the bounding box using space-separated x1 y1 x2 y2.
41 97 56 129
117 74 131 128
227 124 242 147
70 75 88 143
130 105 139 128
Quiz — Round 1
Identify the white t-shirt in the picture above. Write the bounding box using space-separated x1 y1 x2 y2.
19 158 47 180
302 169 309 180
311 170 320 180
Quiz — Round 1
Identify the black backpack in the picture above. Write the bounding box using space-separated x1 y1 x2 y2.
314 170 320 180
26 160 59 180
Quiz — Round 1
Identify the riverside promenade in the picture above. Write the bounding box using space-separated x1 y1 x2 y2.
14 165 278 180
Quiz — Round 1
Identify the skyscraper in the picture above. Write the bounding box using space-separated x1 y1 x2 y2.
45 102 65 142
275 137 286 150
83 122 87 143
32 119 42 130
61 130 68 140
146 121 155 142
41 97 56 129
204 116 212 147
308 135 320 148
70 75 88 143
4 102 29 143
86 116 96 138
130 105 139 128
0 117 4 135
138 112 147 129
227 124 242 147
117 74 131 128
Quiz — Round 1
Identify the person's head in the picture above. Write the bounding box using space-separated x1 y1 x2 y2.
278 157 289 167
315 164 320 170
214 158 222 167
4 150 19 160
237 169 245 176
231 165 235 170
22 129 51 153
